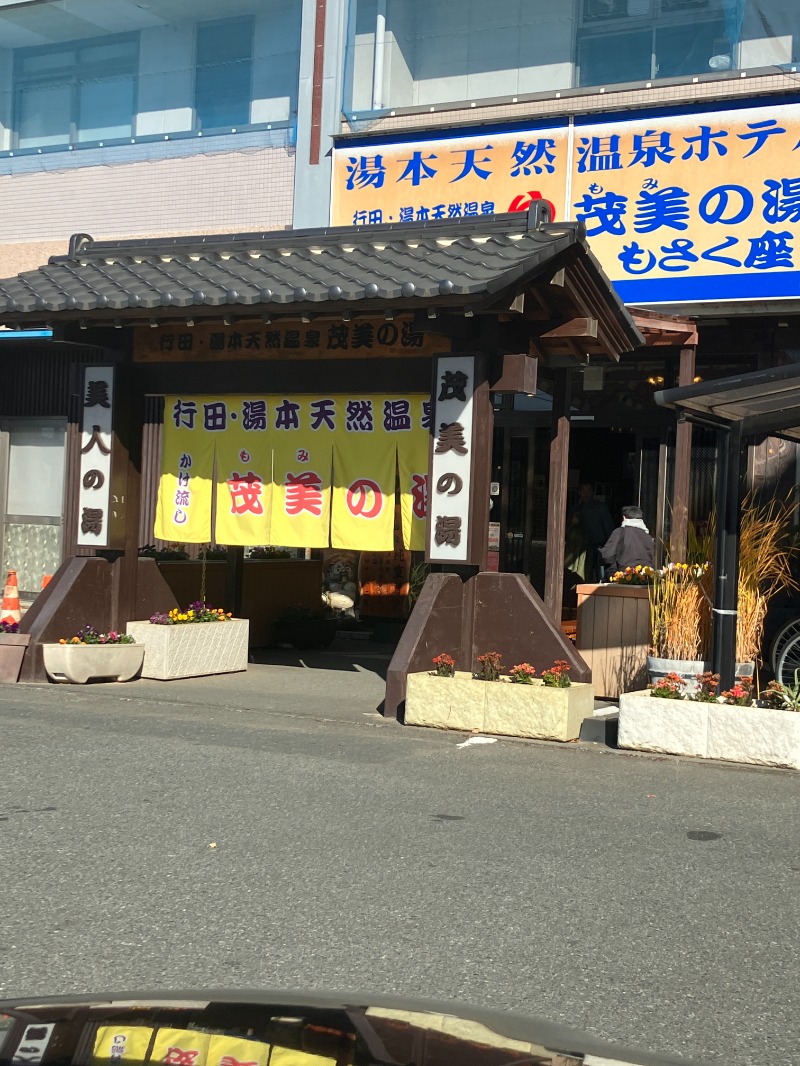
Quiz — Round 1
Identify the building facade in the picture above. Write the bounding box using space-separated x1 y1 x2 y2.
1 0 799 611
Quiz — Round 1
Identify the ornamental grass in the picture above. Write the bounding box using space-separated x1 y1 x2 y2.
649 562 711 661
652 493 798 665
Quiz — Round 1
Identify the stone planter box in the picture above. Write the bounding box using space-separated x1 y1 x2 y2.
405 672 593 741
618 690 800 769
646 655 755 694
0 633 31 684
126 618 249 680
42 642 144 684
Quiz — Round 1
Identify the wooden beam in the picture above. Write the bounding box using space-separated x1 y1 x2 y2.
490 353 538 394
544 369 572 622
669 346 696 562
540 317 598 339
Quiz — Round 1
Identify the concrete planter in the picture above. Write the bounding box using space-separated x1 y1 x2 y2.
646 656 755 694
405 672 593 741
618 690 800 769
42 642 144 684
126 618 249 680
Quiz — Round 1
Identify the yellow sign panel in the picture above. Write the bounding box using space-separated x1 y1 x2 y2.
207 1035 270 1066
154 400 215 542
92 1027 154 1066
150 1029 211 1066
155 394 431 551
333 127 568 228
332 99 800 305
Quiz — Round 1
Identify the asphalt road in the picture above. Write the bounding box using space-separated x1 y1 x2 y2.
0 674 797 1066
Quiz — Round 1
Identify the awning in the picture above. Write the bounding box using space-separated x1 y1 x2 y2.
0 210 643 362
655 363 800 441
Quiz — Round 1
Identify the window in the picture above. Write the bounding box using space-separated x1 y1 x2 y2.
14 36 138 148
195 18 254 130
577 0 726 86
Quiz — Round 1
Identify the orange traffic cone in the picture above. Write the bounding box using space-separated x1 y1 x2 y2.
41 574 52 590
1 570 21 625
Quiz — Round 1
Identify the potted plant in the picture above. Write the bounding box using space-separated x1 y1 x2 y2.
618 670 800 769
42 626 143 685
126 601 248 680
405 652 594 741
276 604 338 650
0 619 31 684
248 545 293 559
647 496 797 687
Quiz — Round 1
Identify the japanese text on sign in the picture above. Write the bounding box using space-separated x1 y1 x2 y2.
428 357 474 564
332 100 800 304
77 367 114 547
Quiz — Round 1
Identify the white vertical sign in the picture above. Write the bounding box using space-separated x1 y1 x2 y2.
77 365 114 547
427 355 474 564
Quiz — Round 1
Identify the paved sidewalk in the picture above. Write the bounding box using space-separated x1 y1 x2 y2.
11 636 396 728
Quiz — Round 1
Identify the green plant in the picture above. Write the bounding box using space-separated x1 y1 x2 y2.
761 675 800 711
432 652 455 677
476 651 502 681
608 565 654 586
541 660 571 687
199 544 228 561
649 671 685 699
249 545 292 559
509 662 536 684
59 626 134 645
150 602 231 625
689 671 720 703
138 543 189 561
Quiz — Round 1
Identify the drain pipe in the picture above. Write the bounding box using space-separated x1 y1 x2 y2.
371 0 386 110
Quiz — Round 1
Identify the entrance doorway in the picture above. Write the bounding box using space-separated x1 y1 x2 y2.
492 422 643 613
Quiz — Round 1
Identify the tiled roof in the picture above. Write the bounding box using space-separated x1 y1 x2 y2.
0 212 632 327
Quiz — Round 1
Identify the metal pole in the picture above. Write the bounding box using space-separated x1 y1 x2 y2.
371 0 386 110
711 423 742 691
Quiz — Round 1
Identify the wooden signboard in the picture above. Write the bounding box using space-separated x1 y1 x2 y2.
134 317 449 362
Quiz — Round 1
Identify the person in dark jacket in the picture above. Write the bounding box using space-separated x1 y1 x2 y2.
600 505 655 576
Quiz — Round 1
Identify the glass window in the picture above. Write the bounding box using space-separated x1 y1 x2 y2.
344 0 800 112
6 422 66 518
14 35 137 149
195 18 254 130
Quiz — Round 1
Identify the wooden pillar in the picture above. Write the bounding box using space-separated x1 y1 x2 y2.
669 345 696 562
654 430 669 569
108 361 144 631
544 368 571 621
224 546 245 616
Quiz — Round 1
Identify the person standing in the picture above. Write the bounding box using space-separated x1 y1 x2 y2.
600 505 655 576
570 482 614 582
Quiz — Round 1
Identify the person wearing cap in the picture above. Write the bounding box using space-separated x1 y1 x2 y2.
600 505 655 576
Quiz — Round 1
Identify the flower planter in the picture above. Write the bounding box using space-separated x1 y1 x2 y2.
646 656 755 694
618 689 800 769
126 618 249 680
42 642 144 684
405 672 593 741
405 672 487 732
0 633 31 684
484 679 593 741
